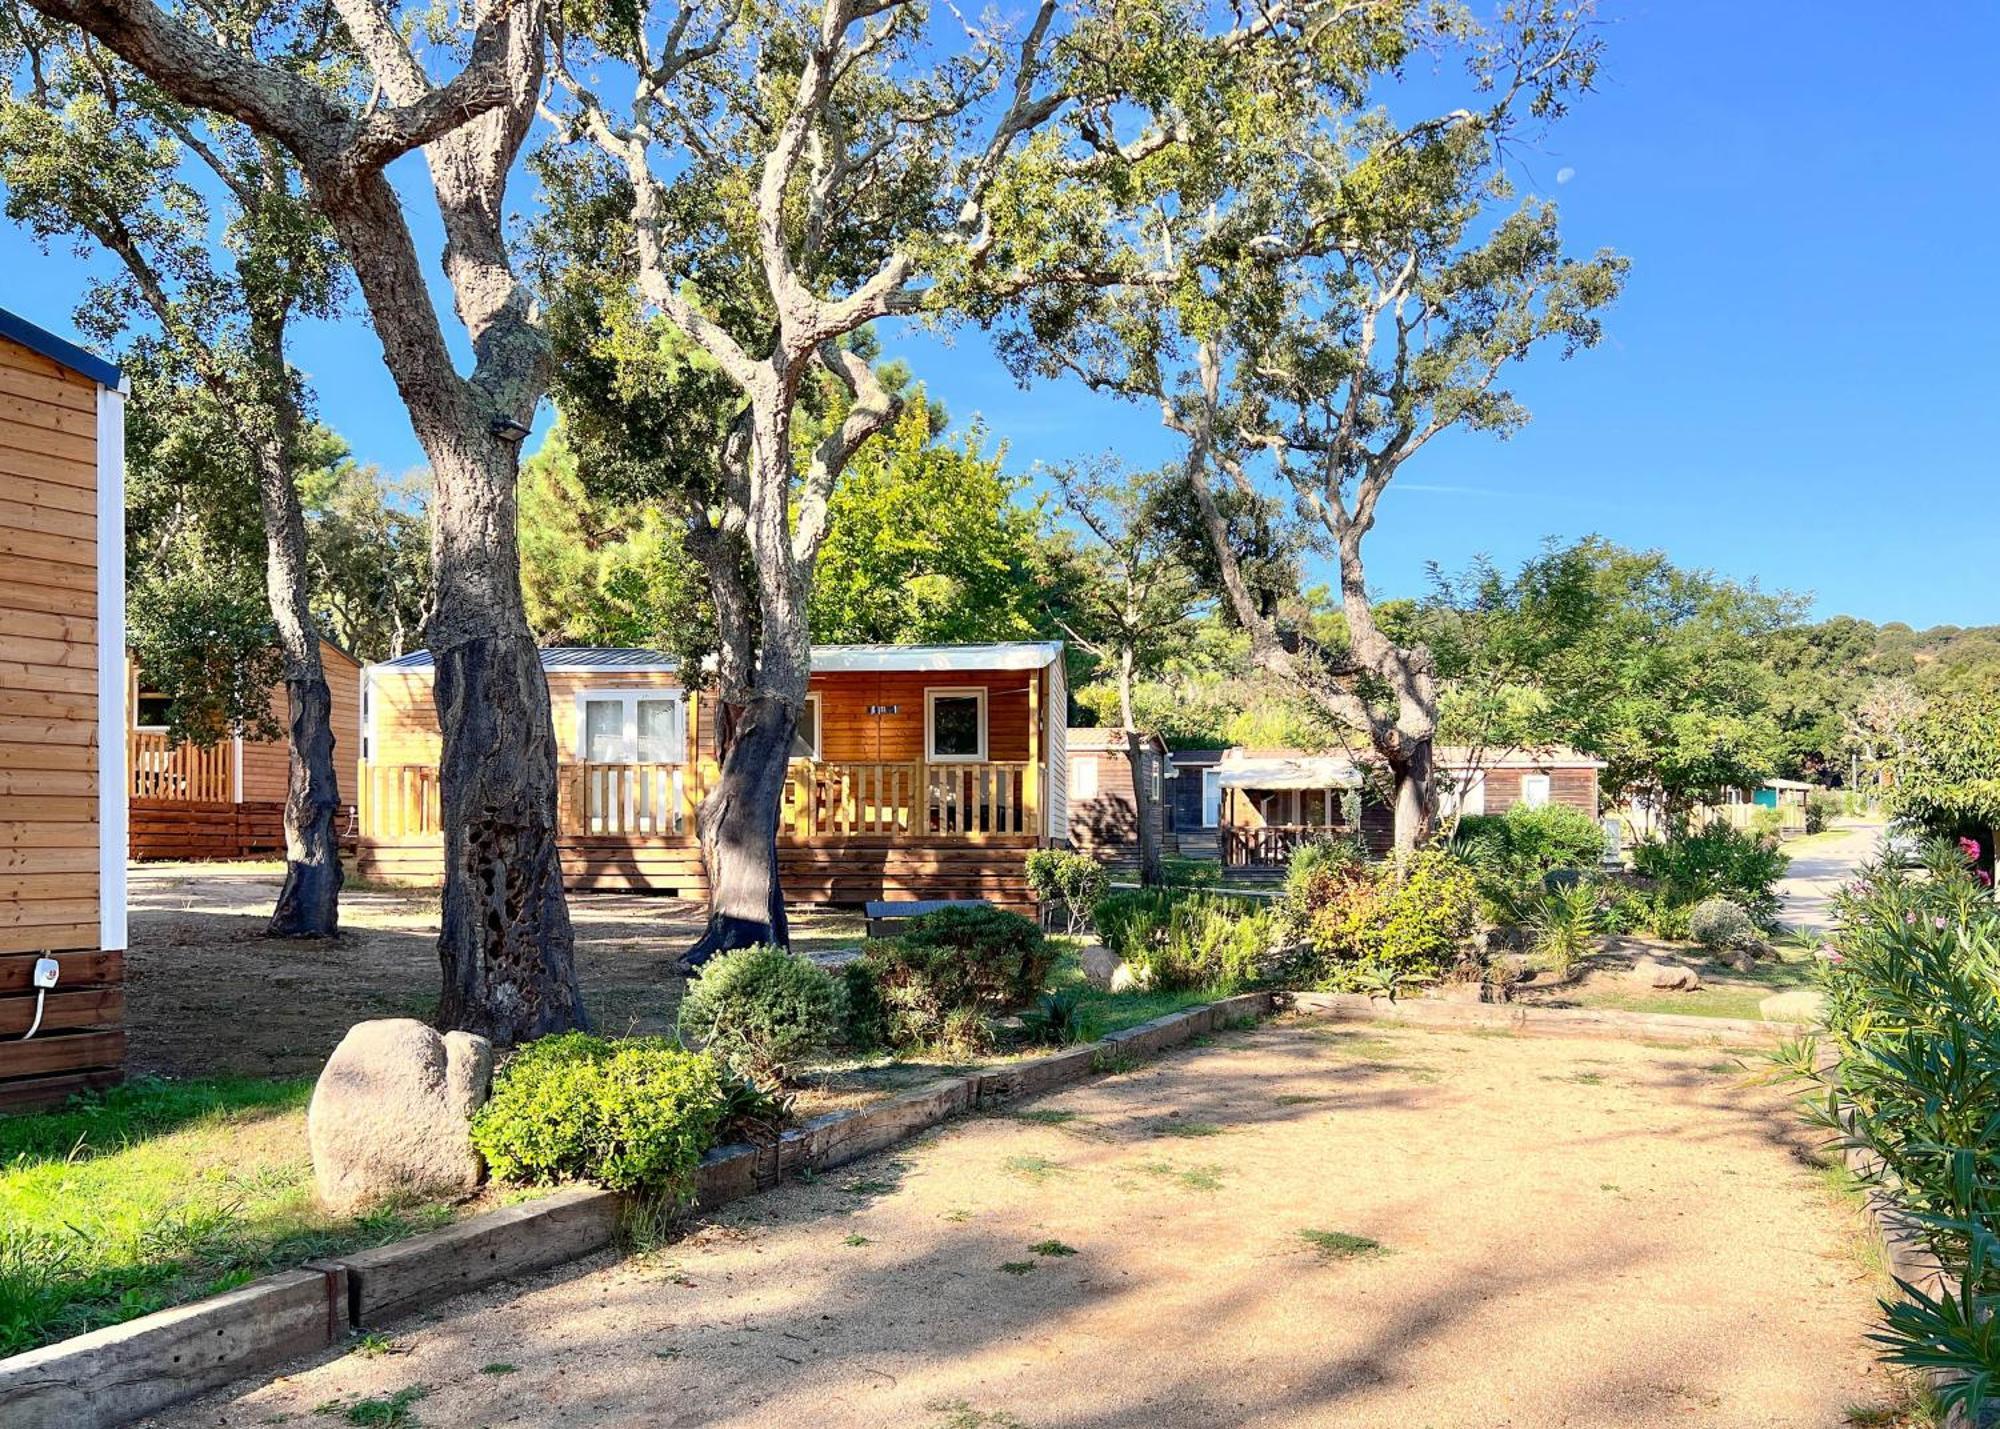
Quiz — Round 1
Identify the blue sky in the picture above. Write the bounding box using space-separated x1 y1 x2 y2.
3 1 1994 627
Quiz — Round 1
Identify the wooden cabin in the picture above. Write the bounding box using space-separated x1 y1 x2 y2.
1065 727 1174 872
355 643 1070 914
0 306 127 1110
1217 743 1605 869
127 638 363 860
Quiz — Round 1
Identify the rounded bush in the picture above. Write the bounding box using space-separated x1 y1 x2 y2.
862 905 1052 1051
470 1034 725 1196
1688 896 1759 953
677 944 847 1085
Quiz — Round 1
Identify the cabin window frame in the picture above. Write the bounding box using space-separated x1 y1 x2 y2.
574 688 687 765
1072 753 1099 799
1518 772 1552 809
791 692 822 761
924 686 988 764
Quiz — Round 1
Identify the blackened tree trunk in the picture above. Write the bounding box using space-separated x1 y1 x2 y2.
683 695 796 967
429 437 586 1042
250 314 345 938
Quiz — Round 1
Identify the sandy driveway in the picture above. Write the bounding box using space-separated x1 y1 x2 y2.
151 1017 1891 1428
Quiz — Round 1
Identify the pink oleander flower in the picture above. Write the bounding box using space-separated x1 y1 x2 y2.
1935 915 1949 930
1980 870 1994 889
1905 912 1918 924
1960 836 1982 863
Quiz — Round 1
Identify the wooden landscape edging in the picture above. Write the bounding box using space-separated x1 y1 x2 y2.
0 990 1272 1429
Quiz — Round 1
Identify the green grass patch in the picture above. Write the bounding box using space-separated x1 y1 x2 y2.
1299 1228 1390 1261
0 1076 469 1356
1045 949 1229 1037
1138 1160 1224 1193
997 1260 1036 1276
843 1233 871 1247
1008 1108 1079 1126
479 1363 517 1376
1029 1239 1077 1257
1273 1093 1324 1106
321 1386 427 1426
1150 1120 1224 1138
1001 1154 1062 1183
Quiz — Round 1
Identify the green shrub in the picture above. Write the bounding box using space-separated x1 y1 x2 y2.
1454 802 1607 875
860 905 1053 1052
1528 880 1603 976
1160 856 1221 890
1023 849 1110 934
1019 987 1100 1046
1092 888 1276 992
676 944 847 1085
1631 819 1789 927
1687 896 1758 953
470 1034 725 1196
1291 848 1478 992
1804 793 1836 834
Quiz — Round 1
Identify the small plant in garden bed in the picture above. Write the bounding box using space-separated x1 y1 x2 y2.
1023 848 1109 935
677 944 847 1086
471 1034 726 1199
1091 888 1281 993
851 905 1054 1054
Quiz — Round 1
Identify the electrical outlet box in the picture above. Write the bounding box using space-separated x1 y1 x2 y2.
31 957 58 990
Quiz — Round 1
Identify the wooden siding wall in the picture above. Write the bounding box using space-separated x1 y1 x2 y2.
238 641 364 806
1067 743 1173 868
1473 765 1599 819
0 333 121 1109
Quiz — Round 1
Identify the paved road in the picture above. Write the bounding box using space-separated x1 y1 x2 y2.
1776 822 1883 934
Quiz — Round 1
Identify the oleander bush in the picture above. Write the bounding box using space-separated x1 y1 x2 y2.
470 1034 726 1197
677 944 847 1085
1775 841 2000 1423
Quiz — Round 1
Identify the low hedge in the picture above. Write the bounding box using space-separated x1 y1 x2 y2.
470 1034 726 1198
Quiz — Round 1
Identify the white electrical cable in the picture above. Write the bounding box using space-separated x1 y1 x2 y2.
21 988 45 1042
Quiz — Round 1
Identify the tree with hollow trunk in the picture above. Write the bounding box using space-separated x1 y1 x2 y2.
17 0 584 1041
1 17 350 933
538 0 1341 960
1042 461 1200 886
997 6 1626 851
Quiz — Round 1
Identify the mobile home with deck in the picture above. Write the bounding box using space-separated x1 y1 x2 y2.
125 638 363 860
355 643 1069 915
0 306 127 1110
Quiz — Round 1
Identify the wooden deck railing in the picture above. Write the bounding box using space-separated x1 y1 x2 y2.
128 731 231 802
1221 823 1347 868
359 761 443 838
356 757 1040 841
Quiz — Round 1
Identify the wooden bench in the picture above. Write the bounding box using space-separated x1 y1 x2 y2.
864 898 991 939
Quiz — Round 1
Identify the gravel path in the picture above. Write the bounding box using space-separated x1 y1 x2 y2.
150 1016 1892 1428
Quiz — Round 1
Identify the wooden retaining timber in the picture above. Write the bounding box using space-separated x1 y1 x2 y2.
357 833 1040 914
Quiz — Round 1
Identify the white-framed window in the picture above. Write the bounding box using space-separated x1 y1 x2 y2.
1519 773 1551 809
925 687 987 763
1073 755 1099 800
574 690 687 764
1200 768 1221 827
1149 759 1162 803
791 693 822 761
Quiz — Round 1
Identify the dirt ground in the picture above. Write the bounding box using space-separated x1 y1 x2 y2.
150 1016 1893 1429
126 864 864 1080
